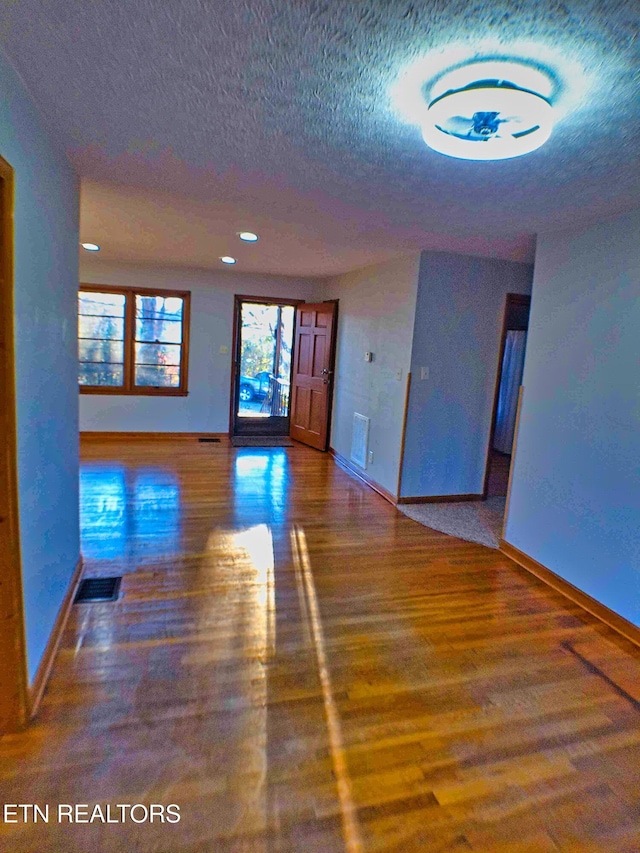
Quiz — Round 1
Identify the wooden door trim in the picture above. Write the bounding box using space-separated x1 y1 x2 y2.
233 294 305 307
502 385 524 539
396 370 412 497
28 556 84 718
482 293 531 499
321 299 338 452
229 295 304 436
0 155 29 732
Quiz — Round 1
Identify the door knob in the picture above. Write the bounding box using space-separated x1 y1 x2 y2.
321 368 333 375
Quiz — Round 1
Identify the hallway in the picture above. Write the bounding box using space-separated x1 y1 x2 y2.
0 439 638 852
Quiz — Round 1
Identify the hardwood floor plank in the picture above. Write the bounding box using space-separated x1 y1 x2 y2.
0 439 638 852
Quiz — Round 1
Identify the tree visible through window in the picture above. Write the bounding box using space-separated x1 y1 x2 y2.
78 291 126 387
79 286 190 394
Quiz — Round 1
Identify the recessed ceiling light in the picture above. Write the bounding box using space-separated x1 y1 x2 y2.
220 256 237 265
237 231 259 242
421 61 554 161
81 242 100 252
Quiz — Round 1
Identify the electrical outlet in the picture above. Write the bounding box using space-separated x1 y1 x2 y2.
365 351 373 362
219 345 229 354
368 450 374 465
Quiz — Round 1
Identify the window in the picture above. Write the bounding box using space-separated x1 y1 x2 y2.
79 286 190 395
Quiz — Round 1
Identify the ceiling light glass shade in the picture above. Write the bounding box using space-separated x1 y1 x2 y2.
429 61 554 102
237 231 259 242
422 85 553 160
220 256 237 264
81 242 100 251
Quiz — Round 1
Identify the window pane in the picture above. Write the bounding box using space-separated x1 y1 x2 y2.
135 342 182 367
135 317 182 343
79 315 125 341
79 339 124 364
79 291 126 387
79 292 125 318
135 364 180 388
135 295 183 322
79 363 124 386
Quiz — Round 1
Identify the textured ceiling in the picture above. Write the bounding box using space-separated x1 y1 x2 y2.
1 0 639 275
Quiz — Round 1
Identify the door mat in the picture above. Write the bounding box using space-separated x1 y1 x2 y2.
231 436 294 447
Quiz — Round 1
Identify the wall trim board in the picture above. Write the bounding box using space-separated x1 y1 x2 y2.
80 432 229 442
500 540 640 650
329 448 397 506
28 556 84 719
397 493 482 505
396 371 412 497
0 155 30 734
501 385 524 539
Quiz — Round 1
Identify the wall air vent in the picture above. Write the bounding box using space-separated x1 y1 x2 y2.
350 413 370 469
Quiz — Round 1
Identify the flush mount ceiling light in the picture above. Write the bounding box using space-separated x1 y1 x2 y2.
81 242 100 251
237 231 259 242
421 61 555 161
220 256 237 265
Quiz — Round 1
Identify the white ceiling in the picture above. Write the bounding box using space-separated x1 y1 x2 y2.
1 1 638 276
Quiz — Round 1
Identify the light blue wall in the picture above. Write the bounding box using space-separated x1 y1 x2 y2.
505 208 640 627
401 251 532 498
0 50 80 682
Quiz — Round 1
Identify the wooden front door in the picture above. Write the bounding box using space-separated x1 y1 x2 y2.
289 302 337 451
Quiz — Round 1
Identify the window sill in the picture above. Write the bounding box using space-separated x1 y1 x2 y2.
80 387 189 397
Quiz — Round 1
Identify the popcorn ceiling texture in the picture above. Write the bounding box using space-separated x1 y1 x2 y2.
0 0 638 274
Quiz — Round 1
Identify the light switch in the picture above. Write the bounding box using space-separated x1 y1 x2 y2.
219 345 229 354
421 366 429 380
396 368 403 381
364 352 373 362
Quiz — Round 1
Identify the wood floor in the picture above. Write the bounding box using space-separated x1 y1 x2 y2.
0 439 639 852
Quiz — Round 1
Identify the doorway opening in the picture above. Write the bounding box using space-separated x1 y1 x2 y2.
0 155 29 732
231 297 298 437
230 298 338 450
484 293 531 498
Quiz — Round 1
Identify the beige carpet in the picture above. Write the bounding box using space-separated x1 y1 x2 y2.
399 497 506 549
